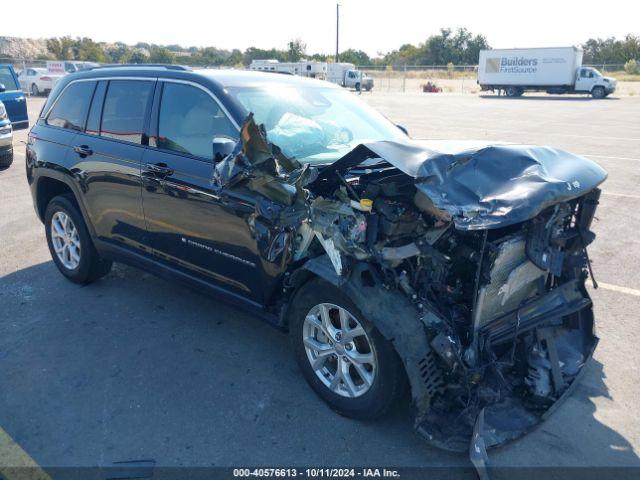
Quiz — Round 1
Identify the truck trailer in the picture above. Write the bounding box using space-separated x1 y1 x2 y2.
478 47 616 98
249 60 373 91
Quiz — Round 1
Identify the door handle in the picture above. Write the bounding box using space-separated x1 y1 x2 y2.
144 163 174 177
73 145 93 157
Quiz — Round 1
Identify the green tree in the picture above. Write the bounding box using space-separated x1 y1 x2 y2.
124 49 149 64
225 49 244 67
287 38 307 62
624 59 639 74
148 47 175 64
75 38 107 62
106 43 131 63
46 37 76 60
243 47 287 66
337 49 371 66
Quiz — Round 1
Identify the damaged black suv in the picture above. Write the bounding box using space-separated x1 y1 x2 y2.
27 65 607 459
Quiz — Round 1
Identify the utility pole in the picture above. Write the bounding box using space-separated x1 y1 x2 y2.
335 3 340 63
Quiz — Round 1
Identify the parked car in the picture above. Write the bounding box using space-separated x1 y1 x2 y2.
18 67 64 96
27 66 606 463
0 100 13 167
0 64 28 130
64 61 100 73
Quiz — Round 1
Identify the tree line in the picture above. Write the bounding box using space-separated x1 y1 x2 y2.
36 30 640 69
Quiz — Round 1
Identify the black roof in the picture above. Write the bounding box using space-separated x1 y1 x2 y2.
42 65 337 126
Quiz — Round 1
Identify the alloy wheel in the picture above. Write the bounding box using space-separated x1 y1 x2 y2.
302 303 377 398
50 211 81 270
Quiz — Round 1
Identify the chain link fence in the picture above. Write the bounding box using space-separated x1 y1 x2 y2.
356 63 629 93
1 57 632 95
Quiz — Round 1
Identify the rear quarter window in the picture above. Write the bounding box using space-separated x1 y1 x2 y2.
46 81 96 131
100 80 154 145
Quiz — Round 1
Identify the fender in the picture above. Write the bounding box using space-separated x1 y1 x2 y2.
31 165 99 239
294 255 443 428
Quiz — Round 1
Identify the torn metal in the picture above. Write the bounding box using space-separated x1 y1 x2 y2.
215 114 606 456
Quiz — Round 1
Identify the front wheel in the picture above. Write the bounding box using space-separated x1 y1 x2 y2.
592 86 606 99
45 194 112 284
289 278 406 420
31 83 40 96
355 82 361 92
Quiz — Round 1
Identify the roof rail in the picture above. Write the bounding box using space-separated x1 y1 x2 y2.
87 64 192 71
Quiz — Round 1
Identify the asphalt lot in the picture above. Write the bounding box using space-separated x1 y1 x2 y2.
1 92 639 479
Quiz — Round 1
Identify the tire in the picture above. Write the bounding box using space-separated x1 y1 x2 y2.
0 148 12 168
591 86 605 99
44 194 112 284
289 278 406 420
355 82 361 92
505 86 521 97
31 83 40 96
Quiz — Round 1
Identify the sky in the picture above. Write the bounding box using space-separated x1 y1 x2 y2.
9 0 640 57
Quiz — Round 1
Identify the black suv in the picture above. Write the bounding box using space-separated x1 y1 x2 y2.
27 65 606 455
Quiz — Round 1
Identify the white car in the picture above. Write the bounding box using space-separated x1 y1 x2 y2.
18 68 64 96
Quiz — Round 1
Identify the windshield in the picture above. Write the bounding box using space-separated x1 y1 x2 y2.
227 85 406 164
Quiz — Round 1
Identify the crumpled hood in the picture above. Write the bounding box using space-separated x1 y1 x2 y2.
316 139 608 230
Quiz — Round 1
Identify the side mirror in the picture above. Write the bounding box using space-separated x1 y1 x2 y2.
396 124 409 136
0 84 6 93
212 137 236 162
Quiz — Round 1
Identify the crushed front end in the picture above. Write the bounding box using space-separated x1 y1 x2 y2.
214 116 607 454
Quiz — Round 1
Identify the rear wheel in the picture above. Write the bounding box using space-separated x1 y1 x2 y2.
592 86 605 99
505 86 522 97
289 278 406 420
45 194 112 284
0 148 12 168
31 83 40 96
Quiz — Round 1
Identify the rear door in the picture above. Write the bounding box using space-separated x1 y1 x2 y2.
70 78 155 254
141 80 272 303
0 65 28 129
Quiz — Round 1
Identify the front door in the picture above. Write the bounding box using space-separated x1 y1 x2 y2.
575 68 596 92
141 81 270 304
0 65 28 129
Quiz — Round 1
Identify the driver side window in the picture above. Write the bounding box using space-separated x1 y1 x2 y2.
157 83 237 160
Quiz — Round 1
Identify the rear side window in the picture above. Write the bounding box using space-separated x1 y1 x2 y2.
100 80 154 145
0 66 19 90
157 82 237 159
46 81 96 131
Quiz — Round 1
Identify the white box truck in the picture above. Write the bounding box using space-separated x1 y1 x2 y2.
478 47 616 98
326 63 374 91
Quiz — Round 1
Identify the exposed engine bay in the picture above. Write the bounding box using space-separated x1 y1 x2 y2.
213 114 607 465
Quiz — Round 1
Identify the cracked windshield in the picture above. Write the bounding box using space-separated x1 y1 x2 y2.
228 86 406 164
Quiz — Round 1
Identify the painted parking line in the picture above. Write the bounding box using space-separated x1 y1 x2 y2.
601 192 640 200
0 426 51 480
582 154 640 162
597 282 640 297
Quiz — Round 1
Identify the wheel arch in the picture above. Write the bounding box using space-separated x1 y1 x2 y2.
284 255 442 418
34 173 97 238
